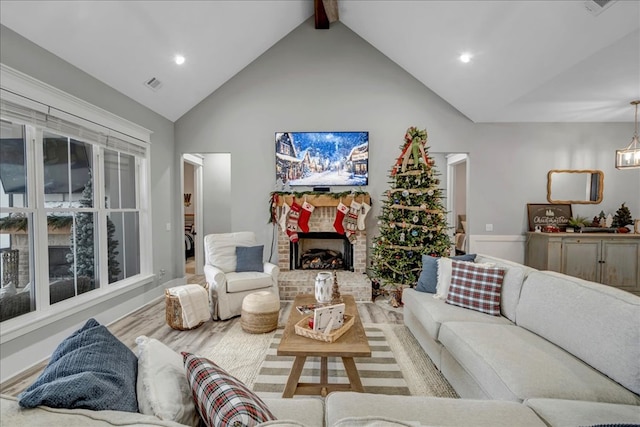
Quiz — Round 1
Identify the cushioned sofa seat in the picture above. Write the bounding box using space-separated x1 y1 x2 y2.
516 271 640 397
262 397 324 427
325 392 547 427
439 321 640 405
0 394 187 427
0 394 326 427
403 291 513 340
403 289 512 368
224 271 273 293
403 253 535 370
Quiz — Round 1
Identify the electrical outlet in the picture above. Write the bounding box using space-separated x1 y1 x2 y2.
485 224 494 232
159 269 166 278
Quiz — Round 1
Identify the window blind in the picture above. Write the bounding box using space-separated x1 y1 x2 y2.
0 91 47 128
0 89 147 157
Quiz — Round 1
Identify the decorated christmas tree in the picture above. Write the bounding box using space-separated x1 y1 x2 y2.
370 127 451 294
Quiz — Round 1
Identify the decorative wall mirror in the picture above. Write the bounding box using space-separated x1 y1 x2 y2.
547 169 604 204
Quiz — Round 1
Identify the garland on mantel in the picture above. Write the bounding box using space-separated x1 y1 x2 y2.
267 190 369 224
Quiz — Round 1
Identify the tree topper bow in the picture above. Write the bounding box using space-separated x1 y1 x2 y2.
391 127 429 175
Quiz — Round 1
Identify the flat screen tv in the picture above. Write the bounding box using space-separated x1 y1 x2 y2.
275 131 368 187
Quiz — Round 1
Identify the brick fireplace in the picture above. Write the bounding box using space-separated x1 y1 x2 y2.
275 194 371 301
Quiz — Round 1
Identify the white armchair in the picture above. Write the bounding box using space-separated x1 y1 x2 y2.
203 232 279 320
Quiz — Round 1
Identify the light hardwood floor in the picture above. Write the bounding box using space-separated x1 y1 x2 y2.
1 285 403 397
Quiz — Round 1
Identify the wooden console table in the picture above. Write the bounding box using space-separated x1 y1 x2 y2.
525 232 640 295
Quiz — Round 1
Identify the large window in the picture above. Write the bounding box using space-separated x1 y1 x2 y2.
0 124 147 321
0 65 151 325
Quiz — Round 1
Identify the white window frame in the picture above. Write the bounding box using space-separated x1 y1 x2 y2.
0 64 153 343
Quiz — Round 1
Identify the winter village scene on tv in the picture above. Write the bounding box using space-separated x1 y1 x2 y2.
275 132 369 187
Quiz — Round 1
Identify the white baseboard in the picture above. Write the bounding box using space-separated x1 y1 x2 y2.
467 235 526 264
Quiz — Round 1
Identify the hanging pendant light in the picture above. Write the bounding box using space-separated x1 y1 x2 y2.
616 100 640 170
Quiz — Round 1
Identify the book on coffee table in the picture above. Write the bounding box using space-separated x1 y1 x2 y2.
296 303 319 315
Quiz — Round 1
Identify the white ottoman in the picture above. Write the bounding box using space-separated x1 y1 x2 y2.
241 291 280 334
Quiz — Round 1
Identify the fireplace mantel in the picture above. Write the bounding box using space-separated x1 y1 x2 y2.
271 192 370 208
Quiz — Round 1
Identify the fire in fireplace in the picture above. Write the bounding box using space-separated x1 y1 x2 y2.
290 232 353 271
300 248 344 270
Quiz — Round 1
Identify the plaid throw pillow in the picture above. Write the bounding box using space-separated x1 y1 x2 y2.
182 352 276 427
445 260 505 316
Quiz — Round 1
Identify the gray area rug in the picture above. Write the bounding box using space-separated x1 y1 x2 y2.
253 326 410 397
205 322 458 399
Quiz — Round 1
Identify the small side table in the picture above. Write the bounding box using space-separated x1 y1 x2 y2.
241 291 280 334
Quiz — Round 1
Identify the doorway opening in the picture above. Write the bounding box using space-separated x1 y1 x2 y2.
446 154 469 255
182 154 204 277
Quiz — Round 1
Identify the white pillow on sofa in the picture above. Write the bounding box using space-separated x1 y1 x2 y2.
434 258 495 300
135 336 199 426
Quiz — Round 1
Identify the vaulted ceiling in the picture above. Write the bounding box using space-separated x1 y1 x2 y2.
1 1 638 123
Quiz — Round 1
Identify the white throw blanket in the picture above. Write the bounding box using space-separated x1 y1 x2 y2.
168 285 210 328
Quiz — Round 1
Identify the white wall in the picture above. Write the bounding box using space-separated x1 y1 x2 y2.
175 19 640 261
202 153 232 235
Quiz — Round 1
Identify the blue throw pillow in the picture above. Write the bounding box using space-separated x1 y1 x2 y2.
416 253 477 293
18 318 139 413
236 245 264 272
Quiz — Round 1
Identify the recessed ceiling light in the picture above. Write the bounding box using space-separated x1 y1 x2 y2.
459 53 472 63
174 55 185 65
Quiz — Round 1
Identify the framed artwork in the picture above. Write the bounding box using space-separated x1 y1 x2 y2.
527 203 572 232
312 303 345 332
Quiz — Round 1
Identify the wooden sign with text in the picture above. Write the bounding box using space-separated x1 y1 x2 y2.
527 203 572 231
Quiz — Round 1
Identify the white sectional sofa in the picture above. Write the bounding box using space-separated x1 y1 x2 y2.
403 254 640 424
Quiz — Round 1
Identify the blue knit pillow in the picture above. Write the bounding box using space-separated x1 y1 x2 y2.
18 318 138 413
236 245 264 272
416 253 477 293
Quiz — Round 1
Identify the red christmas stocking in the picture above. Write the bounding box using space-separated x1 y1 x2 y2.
287 202 301 243
334 202 349 234
298 201 315 233
345 201 361 242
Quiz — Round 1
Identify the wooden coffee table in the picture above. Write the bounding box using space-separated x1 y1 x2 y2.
278 294 371 398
